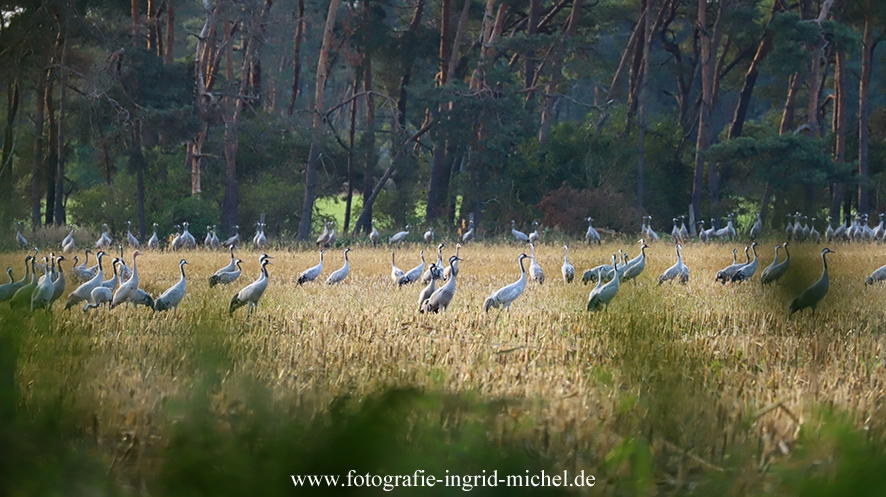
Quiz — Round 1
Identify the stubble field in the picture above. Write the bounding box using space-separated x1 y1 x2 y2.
2 235 886 495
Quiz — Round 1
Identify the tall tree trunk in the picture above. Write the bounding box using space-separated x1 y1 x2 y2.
0 76 19 188
858 2 878 214
44 74 57 227
131 0 140 43
356 0 377 235
426 0 453 222
636 0 653 209
728 0 784 139
524 0 540 105
831 48 847 220
298 0 340 240
691 0 718 224
344 77 359 233
778 73 803 135
165 0 175 63
287 0 305 115
131 119 147 238
539 0 584 145
31 68 47 229
191 0 218 200
54 25 68 227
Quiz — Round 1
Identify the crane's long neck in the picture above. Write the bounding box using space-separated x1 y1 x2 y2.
519 256 527 275
821 252 829 277
564 247 569 263
180 262 187 280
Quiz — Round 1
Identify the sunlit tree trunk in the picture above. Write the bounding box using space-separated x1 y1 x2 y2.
831 48 847 220
858 0 879 214
298 0 340 240
30 68 47 228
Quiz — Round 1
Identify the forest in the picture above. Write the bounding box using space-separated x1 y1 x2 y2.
0 0 885 242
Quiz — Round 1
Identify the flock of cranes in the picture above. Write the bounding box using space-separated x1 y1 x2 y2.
5 212 886 318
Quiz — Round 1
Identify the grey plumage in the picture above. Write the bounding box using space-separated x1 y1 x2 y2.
399 250 426 286
30 257 55 311
325 248 351 285
16 221 28 249
789 248 834 317
587 254 621 312
750 212 762 240
420 255 462 313
715 248 744 284
49 255 67 308
9 257 38 310
389 225 410 245
213 260 244 287
866 261 886 285
423 227 434 244
511 220 529 243
369 222 380 246
484 254 529 312
0 267 15 302
96 223 112 249
222 225 240 249
422 243 445 283
442 244 461 281
180 222 197 250
65 251 106 309
561 245 575 283
528 221 540 244
110 251 142 308
585 217 601 244
761 242 790 285
147 223 160 250
622 240 648 282
416 264 439 312
209 246 238 287
230 257 272 315
297 251 324 285
658 244 689 284
461 221 475 243
390 251 405 283
126 221 140 248
731 242 759 283
154 259 188 312
528 243 544 284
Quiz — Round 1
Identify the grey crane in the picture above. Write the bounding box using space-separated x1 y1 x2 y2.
750 212 762 240
399 250 426 286
147 223 160 250
208 225 220 250
230 257 272 315
587 254 621 312
833 214 849 240
585 217 600 245
297 251 324 285
715 213 736 240
222 225 240 248
703 219 717 241
154 259 189 312
671 218 684 244
760 244 781 286
511 220 529 243
62 225 76 253
389 225 410 245
801 215 812 241
809 218 821 244
253 222 267 250
679 216 690 241
129 289 156 309
785 214 794 240
49 255 66 308
731 242 759 283
528 243 545 284
180 222 197 250
658 244 689 284
70 250 95 281
461 220 475 243
561 245 575 283
325 248 351 284
442 244 461 281
789 248 834 317
873 214 885 240
484 253 530 312
369 222 380 246
698 220 708 242
84 279 113 312
792 213 804 242
110 250 142 308
126 221 140 248
96 223 112 249
422 243 445 283
390 251 406 283
715 248 744 284
643 216 660 242
209 246 238 287
66 252 107 309
0 256 32 303
204 226 214 248
30 257 56 311
116 245 134 281
15 221 29 249
212 260 244 287
8 256 38 309
0 267 15 302
825 217 835 242
582 259 615 284
326 221 337 247
316 221 331 247
622 240 649 282
170 224 183 251
420 255 462 313
761 241 790 285
424 227 435 244
528 221 540 244
416 264 439 312
865 261 886 285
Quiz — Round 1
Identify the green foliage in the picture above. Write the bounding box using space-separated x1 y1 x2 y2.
766 12 825 77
